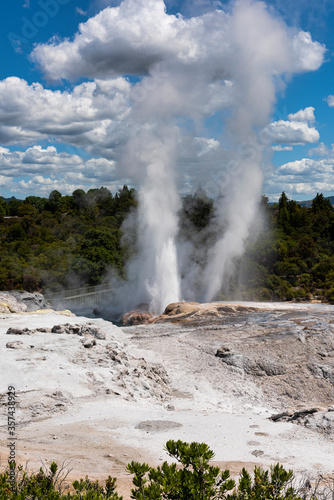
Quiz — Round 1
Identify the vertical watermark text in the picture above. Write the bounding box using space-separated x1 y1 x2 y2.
7 386 17 492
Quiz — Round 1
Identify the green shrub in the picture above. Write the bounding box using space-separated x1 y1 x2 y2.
0 461 122 499
127 439 235 500
0 440 321 499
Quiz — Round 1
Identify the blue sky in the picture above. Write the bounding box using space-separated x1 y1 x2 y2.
0 0 334 201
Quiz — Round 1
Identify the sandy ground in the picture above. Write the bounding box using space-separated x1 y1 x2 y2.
0 305 334 498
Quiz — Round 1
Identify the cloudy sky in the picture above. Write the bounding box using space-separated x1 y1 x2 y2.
0 0 334 201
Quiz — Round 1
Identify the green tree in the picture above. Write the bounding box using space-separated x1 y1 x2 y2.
127 440 235 500
7 199 23 216
25 196 48 213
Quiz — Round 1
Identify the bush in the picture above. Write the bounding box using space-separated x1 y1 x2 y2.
0 440 327 499
0 461 122 499
22 273 41 292
127 439 235 499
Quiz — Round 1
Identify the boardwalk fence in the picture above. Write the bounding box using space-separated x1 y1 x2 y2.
44 284 113 308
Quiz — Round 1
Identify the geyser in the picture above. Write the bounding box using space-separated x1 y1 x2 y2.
135 132 181 314
116 0 324 313
0 0 325 317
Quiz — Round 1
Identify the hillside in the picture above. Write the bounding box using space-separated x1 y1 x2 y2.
297 195 334 208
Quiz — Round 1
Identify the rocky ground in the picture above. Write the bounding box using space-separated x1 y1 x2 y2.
150 301 334 431
0 294 334 497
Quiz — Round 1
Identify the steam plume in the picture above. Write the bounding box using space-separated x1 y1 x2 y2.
119 0 325 309
32 0 325 312
123 128 181 313
203 0 292 301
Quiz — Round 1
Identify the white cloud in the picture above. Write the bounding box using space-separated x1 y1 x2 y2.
0 0 327 201
0 76 131 156
194 137 220 156
30 0 325 82
288 106 315 123
272 145 293 151
262 119 319 145
0 145 125 197
264 156 334 199
278 158 315 174
31 0 186 81
326 95 334 107
308 142 334 156
290 31 325 72
263 105 319 146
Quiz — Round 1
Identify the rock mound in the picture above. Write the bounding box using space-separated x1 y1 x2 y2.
0 291 50 313
51 323 106 339
163 302 201 316
153 301 259 324
270 407 334 434
119 311 154 325
6 322 106 339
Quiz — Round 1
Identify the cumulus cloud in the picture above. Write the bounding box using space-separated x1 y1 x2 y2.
30 0 325 83
0 145 123 196
262 119 319 145
262 106 319 146
0 1 325 195
0 0 326 201
0 76 131 155
264 156 334 199
288 106 315 123
308 142 334 156
290 31 325 72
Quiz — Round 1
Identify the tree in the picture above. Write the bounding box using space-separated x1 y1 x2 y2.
72 188 86 208
25 196 48 213
7 199 23 216
277 192 291 234
312 193 334 214
127 440 304 500
45 190 62 213
127 440 235 500
0 198 7 216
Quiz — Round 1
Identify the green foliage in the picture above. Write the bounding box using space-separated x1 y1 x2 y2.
0 186 136 291
0 198 7 216
125 440 304 500
72 475 122 499
245 193 334 301
1 187 334 302
0 462 123 499
0 440 321 499
180 192 214 231
127 439 236 500
228 463 298 500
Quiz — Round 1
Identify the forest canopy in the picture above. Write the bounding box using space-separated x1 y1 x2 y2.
1 187 334 303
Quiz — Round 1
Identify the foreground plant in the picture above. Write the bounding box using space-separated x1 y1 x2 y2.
0 461 122 499
0 440 328 499
127 439 236 499
127 440 306 500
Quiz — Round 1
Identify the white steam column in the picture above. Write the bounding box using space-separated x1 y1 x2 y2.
135 132 181 314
